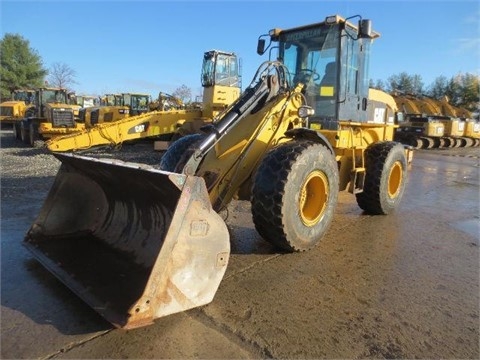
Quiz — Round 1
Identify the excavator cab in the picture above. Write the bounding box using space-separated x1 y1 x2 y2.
201 50 241 118
258 15 377 130
122 93 150 116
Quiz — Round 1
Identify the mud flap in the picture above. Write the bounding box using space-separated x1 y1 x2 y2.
23 153 230 329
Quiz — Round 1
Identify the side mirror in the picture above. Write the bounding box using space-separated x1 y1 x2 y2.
358 19 372 38
257 39 266 55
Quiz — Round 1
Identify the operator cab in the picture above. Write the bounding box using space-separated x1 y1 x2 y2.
122 93 150 116
201 50 242 118
201 50 241 88
258 15 378 129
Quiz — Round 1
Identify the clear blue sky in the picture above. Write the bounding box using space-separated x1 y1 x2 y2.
1 0 479 99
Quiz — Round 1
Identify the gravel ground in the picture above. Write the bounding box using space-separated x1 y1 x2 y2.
0 130 169 227
1 130 164 191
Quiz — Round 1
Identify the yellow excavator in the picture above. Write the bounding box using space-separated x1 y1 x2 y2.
426 97 479 147
24 15 412 329
46 50 241 152
392 93 446 148
393 93 479 148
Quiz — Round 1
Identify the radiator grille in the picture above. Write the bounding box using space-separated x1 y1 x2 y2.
52 109 75 127
0 106 13 117
90 110 99 125
78 108 86 122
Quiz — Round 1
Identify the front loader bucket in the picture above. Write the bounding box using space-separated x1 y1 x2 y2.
24 153 230 329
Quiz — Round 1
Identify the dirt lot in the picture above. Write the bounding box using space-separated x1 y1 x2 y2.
1 129 479 359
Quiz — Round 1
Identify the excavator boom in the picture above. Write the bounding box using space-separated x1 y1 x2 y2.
46 108 203 152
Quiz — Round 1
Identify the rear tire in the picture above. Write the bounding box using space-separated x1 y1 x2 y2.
251 140 339 252
356 141 407 215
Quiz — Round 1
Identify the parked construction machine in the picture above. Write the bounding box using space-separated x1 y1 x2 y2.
392 93 479 148
24 15 411 329
16 88 84 146
46 50 241 152
392 93 445 148
149 92 184 111
1 89 35 129
79 92 150 127
68 93 98 121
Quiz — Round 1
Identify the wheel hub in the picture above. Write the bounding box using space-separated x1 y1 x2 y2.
388 161 403 198
299 170 328 226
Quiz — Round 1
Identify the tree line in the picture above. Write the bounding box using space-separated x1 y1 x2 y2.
370 72 479 113
1 33 479 114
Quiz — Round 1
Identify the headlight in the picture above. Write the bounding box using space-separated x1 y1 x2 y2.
298 106 314 118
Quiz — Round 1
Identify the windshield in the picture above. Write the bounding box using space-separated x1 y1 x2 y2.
13 91 35 104
279 25 338 88
104 94 122 106
42 90 67 104
278 25 339 120
201 52 239 87
130 95 149 111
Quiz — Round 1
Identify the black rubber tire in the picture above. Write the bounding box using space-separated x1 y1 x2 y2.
457 137 467 147
413 137 423 149
20 121 29 144
13 122 21 140
159 133 204 172
356 141 407 215
251 140 339 252
463 137 474 147
422 137 434 149
29 122 40 147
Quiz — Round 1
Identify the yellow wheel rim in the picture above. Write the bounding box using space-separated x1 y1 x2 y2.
299 170 328 226
388 161 403 198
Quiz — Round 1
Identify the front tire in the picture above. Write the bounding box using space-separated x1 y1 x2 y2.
29 122 41 147
20 121 29 144
159 134 204 172
13 122 21 140
251 140 339 252
356 141 407 215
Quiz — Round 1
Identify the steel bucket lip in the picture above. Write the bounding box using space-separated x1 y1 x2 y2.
53 152 176 174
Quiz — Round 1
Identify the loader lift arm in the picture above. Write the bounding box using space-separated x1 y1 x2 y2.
182 66 274 175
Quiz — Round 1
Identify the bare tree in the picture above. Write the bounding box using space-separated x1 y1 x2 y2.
47 62 77 90
172 84 192 103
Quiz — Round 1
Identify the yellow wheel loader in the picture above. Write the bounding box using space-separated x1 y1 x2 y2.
46 50 241 152
18 88 85 146
1 89 35 136
24 15 411 329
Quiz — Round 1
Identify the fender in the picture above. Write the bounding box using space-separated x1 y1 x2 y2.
284 128 335 155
